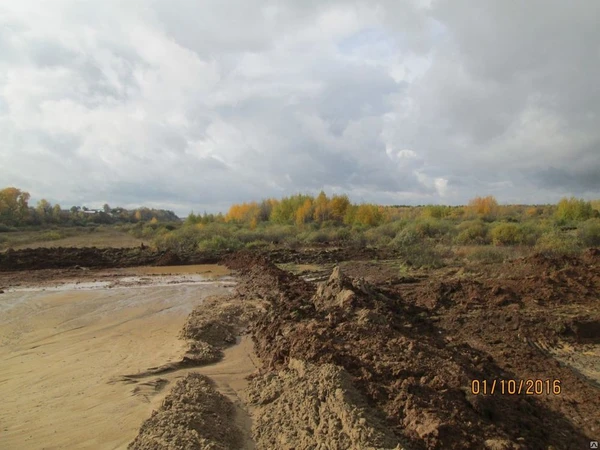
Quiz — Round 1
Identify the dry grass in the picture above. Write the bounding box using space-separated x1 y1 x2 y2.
0 227 149 251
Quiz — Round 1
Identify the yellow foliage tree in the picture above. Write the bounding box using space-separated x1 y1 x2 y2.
355 204 383 226
313 191 330 223
295 199 313 226
225 202 260 223
329 194 350 222
467 196 499 219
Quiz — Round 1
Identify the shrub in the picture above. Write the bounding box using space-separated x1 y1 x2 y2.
490 223 523 246
465 247 506 264
0 224 17 232
535 231 581 256
413 219 452 239
455 221 489 245
578 219 600 247
40 231 62 241
197 236 243 251
390 227 422 247
245 240 269 249
422 205 451 219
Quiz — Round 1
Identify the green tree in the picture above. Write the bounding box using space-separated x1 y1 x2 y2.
0 187 30 225
555 197 594 222
36 199 53 222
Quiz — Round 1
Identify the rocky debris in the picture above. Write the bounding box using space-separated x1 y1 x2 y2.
128 374 242 450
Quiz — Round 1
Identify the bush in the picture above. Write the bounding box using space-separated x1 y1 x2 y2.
390 227 422 247
245 240 269 249
197 236 243 251
578 219 600 247
490 223 523 246
454 221 489 245
397 242 444 268
535 231 581 255
0 224 17 232
40 231 62 241
465 247 507 264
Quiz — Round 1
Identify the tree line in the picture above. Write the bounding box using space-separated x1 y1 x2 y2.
0 187 179 227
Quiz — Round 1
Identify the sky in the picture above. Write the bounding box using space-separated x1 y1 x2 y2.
1 0 599 216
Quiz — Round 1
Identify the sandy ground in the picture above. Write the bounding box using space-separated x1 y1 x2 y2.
0 266 235 450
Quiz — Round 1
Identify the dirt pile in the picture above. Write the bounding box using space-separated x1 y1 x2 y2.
248 358 402 450
129 373 242 450
127 293 266 449
225 254 599 450
181 295 266 364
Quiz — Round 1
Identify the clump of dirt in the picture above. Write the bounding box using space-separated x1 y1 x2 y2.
154 250 183 266
129 373 242 450
181 295 264 346
225 254 599 450
248 358 402 450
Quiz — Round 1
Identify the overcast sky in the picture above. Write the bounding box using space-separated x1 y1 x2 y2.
1 0 598 215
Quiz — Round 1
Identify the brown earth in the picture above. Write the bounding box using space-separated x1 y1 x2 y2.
2 246 599 449
221 249 600 450
0 245 396 273
0 247 228 271
127 292 266 450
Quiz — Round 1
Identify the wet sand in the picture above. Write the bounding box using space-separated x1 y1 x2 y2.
0 269 234 449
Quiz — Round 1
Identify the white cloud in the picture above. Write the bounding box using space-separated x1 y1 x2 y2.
0 0 599 214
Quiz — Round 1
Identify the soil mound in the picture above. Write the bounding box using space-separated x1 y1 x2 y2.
249 358 402 450
225 253 598 450
129 373 242 450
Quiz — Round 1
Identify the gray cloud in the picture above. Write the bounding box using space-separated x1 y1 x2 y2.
0 0 598 215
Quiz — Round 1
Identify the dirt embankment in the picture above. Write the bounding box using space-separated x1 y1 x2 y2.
223 250 600 450
0 246 229 271
0 245 399 273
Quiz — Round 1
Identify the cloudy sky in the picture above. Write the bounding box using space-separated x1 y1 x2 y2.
1 0 598 215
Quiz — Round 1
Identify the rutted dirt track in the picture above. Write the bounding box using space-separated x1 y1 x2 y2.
1 247 599 449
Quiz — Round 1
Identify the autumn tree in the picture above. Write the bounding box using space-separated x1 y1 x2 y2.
270 194 312 224
313 191 330 223
467 196 499 220
329 194 350 223
354 204 383 226
225 202 260 224
295 198 314 226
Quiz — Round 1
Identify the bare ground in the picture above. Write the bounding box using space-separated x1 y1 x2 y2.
1 247 599 449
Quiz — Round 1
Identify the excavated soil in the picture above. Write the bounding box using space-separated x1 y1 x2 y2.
127 293 266 450
3 246 599 449
221 249 600 450
0 247 226 271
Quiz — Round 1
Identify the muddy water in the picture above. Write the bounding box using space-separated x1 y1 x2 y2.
0 267 235 450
